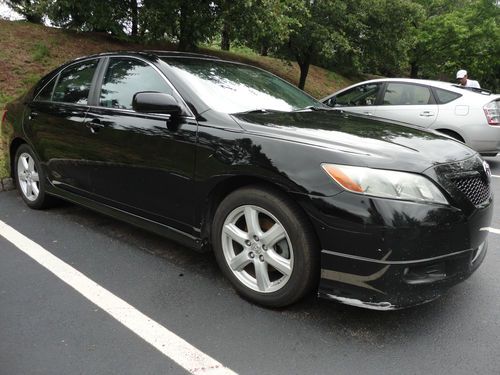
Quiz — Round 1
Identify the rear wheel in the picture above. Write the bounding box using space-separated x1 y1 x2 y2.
212 185 319 307
14 144 53 209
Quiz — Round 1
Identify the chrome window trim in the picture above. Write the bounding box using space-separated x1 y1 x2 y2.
33 57 99 102
98 54 195 118
49 58 100 105
33 74 59 102
32 54 196 119
85 104 196 121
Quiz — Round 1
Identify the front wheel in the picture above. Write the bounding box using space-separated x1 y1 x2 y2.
212 185 319 307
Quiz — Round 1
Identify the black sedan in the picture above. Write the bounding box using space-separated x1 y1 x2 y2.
1 51 493 309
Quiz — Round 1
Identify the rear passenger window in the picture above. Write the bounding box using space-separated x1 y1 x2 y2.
35 77 57 102
382 83 432 105
53 59 98 105
434 88 462 104
99 58 173 110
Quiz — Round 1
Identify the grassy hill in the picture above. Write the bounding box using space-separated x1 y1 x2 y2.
0 19 354 179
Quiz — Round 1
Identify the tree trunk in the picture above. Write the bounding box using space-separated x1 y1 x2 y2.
178 4 196 51
410 60 419 78
130 0 138 37
260 39 269 56
26 13 43 24
297 56 311 90
221 21 230 51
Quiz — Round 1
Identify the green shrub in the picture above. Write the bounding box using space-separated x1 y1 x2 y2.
32 42 50 62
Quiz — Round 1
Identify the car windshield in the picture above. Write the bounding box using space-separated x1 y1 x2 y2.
161 58 322 114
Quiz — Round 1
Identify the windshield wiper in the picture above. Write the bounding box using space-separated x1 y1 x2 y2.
292 105 336 112
239 108 284 114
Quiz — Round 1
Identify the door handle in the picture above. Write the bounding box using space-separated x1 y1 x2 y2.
363 111 373 116
419 111 435 117
28 111 39 120
86 119 104 133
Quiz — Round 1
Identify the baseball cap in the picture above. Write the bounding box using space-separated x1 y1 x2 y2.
456 69 467 79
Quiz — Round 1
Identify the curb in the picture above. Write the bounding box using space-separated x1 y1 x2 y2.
0 178 15 192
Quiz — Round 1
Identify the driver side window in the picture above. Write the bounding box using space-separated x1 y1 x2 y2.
99 58 174 110
331 83 381 107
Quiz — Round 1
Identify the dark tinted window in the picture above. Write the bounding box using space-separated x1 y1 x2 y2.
35 77 57 101
52 59 98 104
330 83 381 107
382 83 431 105
434 88 462 104
99 58 173 110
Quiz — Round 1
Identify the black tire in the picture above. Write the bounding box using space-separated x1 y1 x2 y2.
212 185 319 307
14 144 53 209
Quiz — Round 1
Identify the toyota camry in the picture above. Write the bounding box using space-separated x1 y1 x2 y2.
1 52 493 310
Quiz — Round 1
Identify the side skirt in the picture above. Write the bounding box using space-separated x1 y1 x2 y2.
45 185 204 251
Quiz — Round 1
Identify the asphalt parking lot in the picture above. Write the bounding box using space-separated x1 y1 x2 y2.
1 157 500 375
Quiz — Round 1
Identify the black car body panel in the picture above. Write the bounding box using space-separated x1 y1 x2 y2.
2 51 493 309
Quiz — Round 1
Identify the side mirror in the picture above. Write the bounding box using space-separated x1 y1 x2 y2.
132 92 182 115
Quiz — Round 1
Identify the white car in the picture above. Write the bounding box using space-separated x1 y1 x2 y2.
322 78 500 156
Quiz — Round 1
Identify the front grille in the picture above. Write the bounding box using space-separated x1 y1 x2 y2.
453 176 490 206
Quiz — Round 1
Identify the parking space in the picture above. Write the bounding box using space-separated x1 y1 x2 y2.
1 158 500 374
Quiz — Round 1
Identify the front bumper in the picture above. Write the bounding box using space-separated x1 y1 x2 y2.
319 240 487 310
299 191 493 309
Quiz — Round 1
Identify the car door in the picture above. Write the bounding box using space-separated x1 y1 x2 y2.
24 58 101 195
375 82 439 128
84 56 198 233
323 82 382 117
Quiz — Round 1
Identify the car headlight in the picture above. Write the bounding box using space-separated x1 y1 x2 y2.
322 164 448 205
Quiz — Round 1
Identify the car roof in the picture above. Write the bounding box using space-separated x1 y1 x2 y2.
64 50 225 65
38 50 232 86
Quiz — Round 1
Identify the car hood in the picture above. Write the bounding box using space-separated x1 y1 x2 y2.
231 110 476 172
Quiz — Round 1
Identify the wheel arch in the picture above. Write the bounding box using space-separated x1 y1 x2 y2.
436 128 465 143
9 137 27 179
199 175 315 251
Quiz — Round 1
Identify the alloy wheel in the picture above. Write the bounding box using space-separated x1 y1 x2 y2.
221 204 294 293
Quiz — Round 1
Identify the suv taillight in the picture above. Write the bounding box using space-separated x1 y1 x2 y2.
484 100 500 125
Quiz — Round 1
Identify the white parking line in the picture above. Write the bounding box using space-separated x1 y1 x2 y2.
0 220 237 375
481 227 500 235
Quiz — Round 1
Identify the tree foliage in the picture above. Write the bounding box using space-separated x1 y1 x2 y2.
140 0 218 51
279 0 358 89
44 0 129 35
6 0 500 91
414 0 500 90
357 0 424 77
5 0 45 23
230 0 302 56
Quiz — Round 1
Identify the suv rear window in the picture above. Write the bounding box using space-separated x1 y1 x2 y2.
434 88 462 104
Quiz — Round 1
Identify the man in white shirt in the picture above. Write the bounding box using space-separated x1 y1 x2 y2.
456 69 481 88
